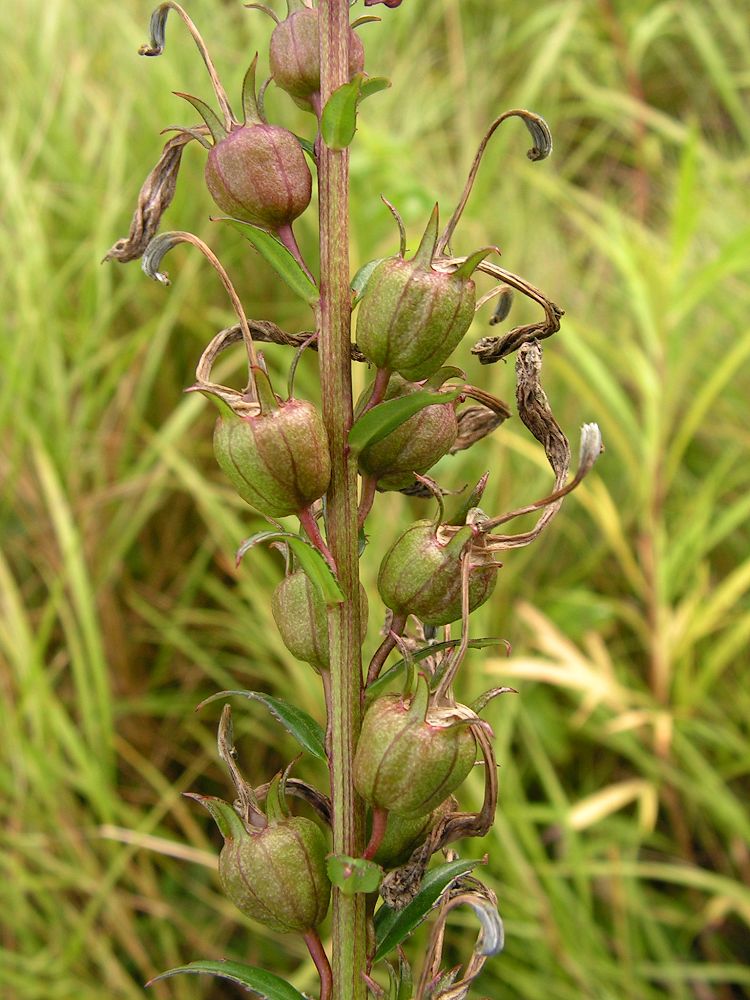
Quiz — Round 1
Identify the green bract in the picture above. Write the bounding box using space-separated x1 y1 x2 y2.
355 375 458 489
354 683 476 820
378 520 497 626
272 569 368 671
356 206 490 380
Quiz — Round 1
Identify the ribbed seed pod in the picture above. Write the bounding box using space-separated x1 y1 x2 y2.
219 815 330 933
213 391 331 519
377 520 497 625
371 797 454 868
270 5 364 112
354 683 476 820
356 206 494 381
205 124 312 230
193 773 331 935
272 569 369 671
355 375 458 490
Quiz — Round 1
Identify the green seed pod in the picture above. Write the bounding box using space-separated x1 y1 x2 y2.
356 206 494 381
355 374 458 490
354 682 476 820
212 375 331 518
219 814 330 932
270 5 365 113
371 797 454 868
205 124 312 231
378 520 497 626
272 569 369 671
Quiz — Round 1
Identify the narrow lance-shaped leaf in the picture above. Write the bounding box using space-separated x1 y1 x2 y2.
349 389 463 455
198 690 326 761
227 221 319 305
235 530 344 605
373 858 483 961
148 960 307 999
365 637 507 704
359 76 391 102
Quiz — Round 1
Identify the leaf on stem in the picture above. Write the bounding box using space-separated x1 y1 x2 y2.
365 637 506 705
351 257 388 306
348 389 463 455
236 530 344 605
321 75 391 150
327 854 383 896
373 858 483 961
198 690 326 761
226 220 319 304
147 959 306 999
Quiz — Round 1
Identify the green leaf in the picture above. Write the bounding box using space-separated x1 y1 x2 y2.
327 854 383 896
351 257 387 306
148 959 306 999
366 637 506 704
227 221 319 304
184 793 247 841
199 690 326 761
321 75 364 149
359 76 391 102
348 389 462 455
236 531 344 606
294 133 316 160
373 858 483 961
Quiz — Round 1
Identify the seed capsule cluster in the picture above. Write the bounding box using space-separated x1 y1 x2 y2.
123 0 596 984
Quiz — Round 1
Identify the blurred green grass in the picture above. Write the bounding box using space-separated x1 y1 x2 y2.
1 0 749 997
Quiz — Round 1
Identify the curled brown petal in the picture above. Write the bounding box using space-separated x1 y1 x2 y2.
103 131 202 264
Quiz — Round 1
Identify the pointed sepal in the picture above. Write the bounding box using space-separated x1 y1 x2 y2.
184 792 248 841
174 91 226 143
412 203 439 268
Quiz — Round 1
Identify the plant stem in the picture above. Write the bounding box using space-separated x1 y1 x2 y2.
303 929 333 1000
365 614 407 688
357 475 377 529
362 806 388 862
298 505 337 573
318 4 367 999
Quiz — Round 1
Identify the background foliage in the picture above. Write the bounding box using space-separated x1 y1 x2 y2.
2 0 749 997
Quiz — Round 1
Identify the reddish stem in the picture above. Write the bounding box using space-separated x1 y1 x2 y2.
362 807 388 861
278 223 318 286
359 367 391 416
303 929 333 1000
365 614 407 688
299 506 338 573
357 475 378 529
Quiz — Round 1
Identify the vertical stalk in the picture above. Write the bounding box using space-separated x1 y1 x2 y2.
317 3 367 999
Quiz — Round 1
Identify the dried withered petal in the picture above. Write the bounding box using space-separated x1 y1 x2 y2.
104 132 200 263
449 405 507 454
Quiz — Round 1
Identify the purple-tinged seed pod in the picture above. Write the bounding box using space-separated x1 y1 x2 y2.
356 205 496 381
354 681 476 820
269 3 364 114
